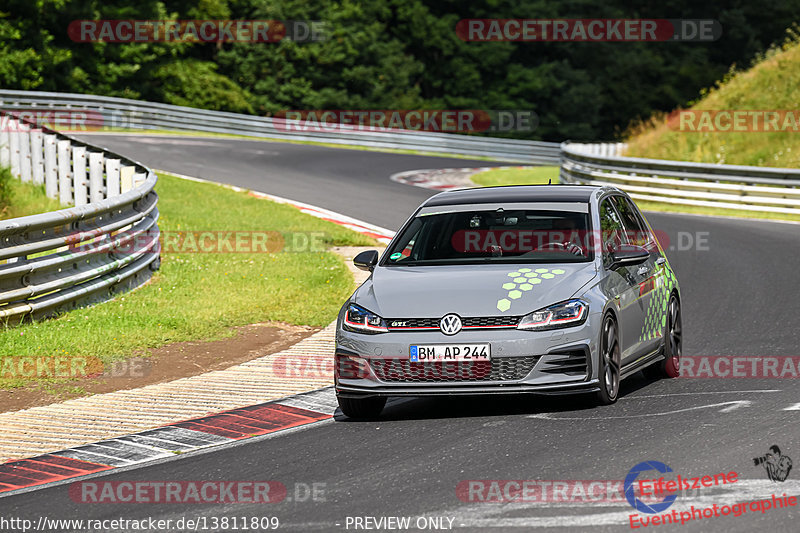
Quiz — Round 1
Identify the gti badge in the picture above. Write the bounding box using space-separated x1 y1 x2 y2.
440 314 462 335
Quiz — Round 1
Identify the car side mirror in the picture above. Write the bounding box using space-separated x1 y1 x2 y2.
353 250 379 271
609 245 650 268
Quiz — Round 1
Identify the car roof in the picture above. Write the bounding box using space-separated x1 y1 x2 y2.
422 185 614 207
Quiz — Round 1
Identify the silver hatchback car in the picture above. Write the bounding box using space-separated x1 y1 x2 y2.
335 185 681 418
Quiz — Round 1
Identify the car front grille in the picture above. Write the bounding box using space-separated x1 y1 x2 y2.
369 356 540 383
386 316 521 331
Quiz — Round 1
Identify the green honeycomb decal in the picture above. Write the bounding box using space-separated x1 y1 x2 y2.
497 268 567 312
639 263 678 342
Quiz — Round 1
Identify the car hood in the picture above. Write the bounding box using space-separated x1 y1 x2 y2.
352 262 598 318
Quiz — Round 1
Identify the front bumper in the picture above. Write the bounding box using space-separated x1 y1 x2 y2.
335 380 602 398
335 312 601 398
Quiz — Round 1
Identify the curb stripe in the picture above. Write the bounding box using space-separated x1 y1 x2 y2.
0 456 110 491
0 388 336 496
390 166 532 191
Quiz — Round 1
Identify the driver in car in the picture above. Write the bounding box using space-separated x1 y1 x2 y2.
549 217 585 256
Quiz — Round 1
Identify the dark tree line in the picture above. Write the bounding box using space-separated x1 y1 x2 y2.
2 0 797 140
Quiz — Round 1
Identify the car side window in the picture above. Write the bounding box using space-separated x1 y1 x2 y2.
611 196 650 247
599 198 626 263
386 218 422 262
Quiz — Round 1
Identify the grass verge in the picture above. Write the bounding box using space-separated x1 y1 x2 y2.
0 172 376 389
624 32 800 168
0 167 63 220
470 166 560 186
630 199 800 222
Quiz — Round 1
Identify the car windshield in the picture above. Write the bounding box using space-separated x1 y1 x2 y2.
384 207 594 266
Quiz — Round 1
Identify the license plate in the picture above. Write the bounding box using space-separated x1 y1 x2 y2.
409 344 491 362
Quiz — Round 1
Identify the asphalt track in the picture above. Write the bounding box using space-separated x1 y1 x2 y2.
1 134 798 532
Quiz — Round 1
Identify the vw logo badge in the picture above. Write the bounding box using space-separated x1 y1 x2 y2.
440 314 462 335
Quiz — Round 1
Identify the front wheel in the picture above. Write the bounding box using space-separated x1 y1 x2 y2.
337 396 386 419
644 295 682 379
596 314 621 405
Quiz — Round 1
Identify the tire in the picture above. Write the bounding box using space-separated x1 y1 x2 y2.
337 396 386 419
644 294 682 379
596 314 621 405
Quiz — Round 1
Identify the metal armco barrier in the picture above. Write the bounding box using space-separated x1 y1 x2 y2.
0 90 561 165
561 142 800 215
0 111 160 324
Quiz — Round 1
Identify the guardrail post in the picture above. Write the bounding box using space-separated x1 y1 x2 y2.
57 140 73 205
72 146 88 206
9 119 20 177
120 165 135 193
105 158 121 197
19 123 32 182
0 115 9 167
89 151 104 202
44 133 58 198
133 172 147 188
30 129 44 184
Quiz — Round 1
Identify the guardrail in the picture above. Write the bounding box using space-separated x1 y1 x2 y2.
0 111 160 324
561 142 800 215
0 90 561 165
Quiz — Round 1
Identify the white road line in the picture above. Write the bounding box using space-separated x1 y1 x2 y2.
628 390 780 399
719 401 751 412
529 401 752 420
783 403 800 411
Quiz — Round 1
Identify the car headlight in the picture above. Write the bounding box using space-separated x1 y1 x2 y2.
343 303 388 334
517 299 588 331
